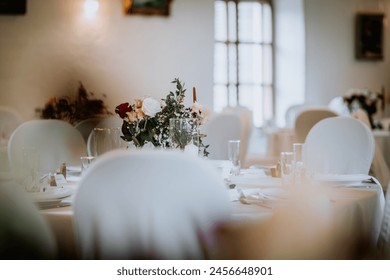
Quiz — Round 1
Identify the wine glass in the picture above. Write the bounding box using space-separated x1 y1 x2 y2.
21 147 40 192
228 140 241 176
90 127 125 157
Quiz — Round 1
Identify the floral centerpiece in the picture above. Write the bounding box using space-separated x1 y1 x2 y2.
39 82 111 125
343 88 385 129
115 78 209 156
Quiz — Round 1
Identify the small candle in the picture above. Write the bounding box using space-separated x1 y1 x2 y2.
193 87 197 103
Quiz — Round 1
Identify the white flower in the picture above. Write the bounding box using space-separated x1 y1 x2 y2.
142 97 161 117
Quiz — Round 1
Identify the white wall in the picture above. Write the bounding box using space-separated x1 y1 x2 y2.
305 0 390 113
0 0 215 120
274 0 305 126
2 0 390 124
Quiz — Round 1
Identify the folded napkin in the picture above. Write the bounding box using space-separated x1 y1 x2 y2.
239 188 289 208
241 188 289 199
230 173 281 189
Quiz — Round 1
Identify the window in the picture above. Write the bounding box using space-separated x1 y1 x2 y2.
214 0 273 127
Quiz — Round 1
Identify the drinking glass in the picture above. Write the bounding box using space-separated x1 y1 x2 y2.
280 151 294 187
22 147 40 192
293 143 304 163
90 127 124 157
80 156 96 174
228 140 241 176
293 143 307 186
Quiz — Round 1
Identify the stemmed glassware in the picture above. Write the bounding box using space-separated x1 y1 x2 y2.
22 147 40 192
90 127 125 157
228 140 241 176
293 143 306 185
280 151 294 186
279 143 306 187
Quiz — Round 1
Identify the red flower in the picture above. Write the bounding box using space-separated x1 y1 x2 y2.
115 103 132 118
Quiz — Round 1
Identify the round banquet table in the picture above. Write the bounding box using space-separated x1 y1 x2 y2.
40 164 385 260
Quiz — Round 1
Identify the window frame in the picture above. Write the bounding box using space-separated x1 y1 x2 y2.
214 0 274 127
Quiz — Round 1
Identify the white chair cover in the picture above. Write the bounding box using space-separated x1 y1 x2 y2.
378 181 390 259
294 107 338 143
73 149 231 259
8 120 86 175
352 109 390 190
201 113 242 160
328 96 350 116
74 117 104 144
222 106 252 166
305 116 375 175
0 179 57 259
0 106 23 143
285 104 307 128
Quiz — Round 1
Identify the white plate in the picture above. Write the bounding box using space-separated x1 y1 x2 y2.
36 199 63 209
27 186 74 202
241 187 289 200
312 174 371 185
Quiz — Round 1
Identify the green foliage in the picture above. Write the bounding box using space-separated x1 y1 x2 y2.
40 82 111 125
116 78 209 156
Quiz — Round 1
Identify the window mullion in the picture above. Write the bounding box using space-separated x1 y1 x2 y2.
235 0 240 105
225 0 230 106
214 0 273 127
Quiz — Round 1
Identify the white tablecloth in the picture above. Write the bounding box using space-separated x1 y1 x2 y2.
40 165 385 259
373 129 390 168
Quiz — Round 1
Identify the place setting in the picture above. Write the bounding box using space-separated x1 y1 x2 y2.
20 150 77 209
225 139 289 210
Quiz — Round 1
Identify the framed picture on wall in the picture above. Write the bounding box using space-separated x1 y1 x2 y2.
0 0 26 15
355 13 384 60
123 0 172 16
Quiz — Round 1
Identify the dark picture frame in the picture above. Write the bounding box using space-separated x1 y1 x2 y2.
355 13 384 60
123 0 172 16
0 0 26 15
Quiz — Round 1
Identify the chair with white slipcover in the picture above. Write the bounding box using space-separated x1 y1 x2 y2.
222 106 252 166
73 149 231 259
285 104 307 129
200 113 242 160
0 179 57 259
74 116 105 144
352 109 390 190
377 181 390 259
328 96 350 117
0 106 23 144
304 116 375 175
294 107 338 143
8 119 86 176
